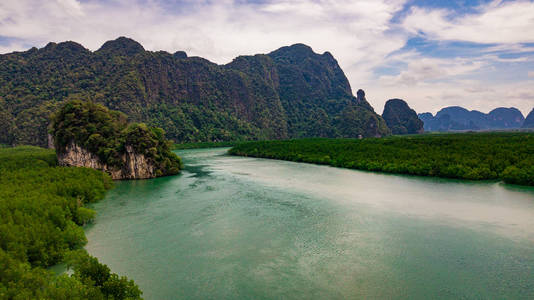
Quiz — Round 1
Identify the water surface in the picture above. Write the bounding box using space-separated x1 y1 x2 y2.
86 148 534 299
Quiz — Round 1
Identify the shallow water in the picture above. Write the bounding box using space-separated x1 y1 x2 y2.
86 148 534 299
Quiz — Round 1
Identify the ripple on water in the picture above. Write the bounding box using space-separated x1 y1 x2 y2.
85 148 534 300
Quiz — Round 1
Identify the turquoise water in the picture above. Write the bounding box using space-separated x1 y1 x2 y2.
85 148 534 299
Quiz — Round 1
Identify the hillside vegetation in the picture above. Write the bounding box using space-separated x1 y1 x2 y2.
0 37 388 147
0 147 142 299
51 100 182 178
382 99 423 134
229 132 534 186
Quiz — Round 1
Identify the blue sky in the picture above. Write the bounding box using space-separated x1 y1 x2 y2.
0 0 533 115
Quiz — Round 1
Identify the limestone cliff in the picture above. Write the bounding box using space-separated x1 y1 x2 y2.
51 100 182 180
57 142 158 180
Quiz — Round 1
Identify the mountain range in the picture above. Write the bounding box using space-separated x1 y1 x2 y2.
418 106 529 131
0 37 390 147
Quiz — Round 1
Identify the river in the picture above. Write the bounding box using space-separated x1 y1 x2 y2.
85 148 534 299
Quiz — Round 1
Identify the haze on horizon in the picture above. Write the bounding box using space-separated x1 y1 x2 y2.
1 0 533 115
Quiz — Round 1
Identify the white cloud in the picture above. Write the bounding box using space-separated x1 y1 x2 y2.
376 54 488 87
402 0 534 44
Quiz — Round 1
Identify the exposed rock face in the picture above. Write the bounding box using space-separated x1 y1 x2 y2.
51 101 181 180
47 134 55 149
382 99 424 134
58 142 157 180
522 108 534 128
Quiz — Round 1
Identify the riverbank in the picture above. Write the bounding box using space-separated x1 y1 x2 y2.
172 140 240 150
229 132 534 186
0 146 142 299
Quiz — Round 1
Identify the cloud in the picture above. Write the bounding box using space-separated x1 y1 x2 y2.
402 0 534 44
366 78 534 116
377 54 488 86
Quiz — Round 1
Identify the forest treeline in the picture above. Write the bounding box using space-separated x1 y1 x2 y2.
229 132 534 186
0 147 142 299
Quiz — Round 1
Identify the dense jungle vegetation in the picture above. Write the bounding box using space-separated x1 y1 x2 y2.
0 147 142 299
229 132 534 186
51 100 182 176
0 37 388 147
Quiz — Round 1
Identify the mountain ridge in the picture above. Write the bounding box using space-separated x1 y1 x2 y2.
0 37 390 146
419 106 526 131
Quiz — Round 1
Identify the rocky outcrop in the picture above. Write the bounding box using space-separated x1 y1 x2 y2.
58 142 157 180
382 99 424 135
51 100 182 180
356 89 366 104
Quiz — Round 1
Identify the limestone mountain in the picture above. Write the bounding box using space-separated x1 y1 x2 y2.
51 100 182 179
382 99 423 135
522 108 534 128
419 106 524 132
0 37 389 146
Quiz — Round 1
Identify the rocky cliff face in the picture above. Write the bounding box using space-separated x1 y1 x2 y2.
51 100 182 180
1 37 388 146
58 142 157 180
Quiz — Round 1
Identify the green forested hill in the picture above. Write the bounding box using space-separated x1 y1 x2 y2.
0 37 389 147
382 98 424 134
51 100 182 179
0 147 142 299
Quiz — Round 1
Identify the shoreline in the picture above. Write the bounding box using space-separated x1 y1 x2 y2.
228 133 534 187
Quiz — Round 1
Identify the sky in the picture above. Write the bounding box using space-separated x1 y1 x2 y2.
1 0 533 115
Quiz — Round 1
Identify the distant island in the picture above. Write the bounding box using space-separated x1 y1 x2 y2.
51 100 182 180
418 106 529 132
